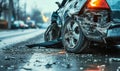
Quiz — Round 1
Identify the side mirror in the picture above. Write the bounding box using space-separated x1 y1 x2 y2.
55 2 61 8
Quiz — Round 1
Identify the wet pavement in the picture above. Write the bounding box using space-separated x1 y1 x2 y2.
0 33 120 71
0 29 45 49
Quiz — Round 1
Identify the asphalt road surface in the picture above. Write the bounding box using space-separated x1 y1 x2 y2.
0 29 120 71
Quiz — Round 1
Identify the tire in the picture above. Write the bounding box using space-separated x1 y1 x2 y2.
62 18 89 53
44 23 60 41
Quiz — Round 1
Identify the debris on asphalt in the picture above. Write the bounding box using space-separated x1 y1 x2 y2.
58 50 66 54
117 66 120 71
0 31 120 71
93 59 98 62
45 63 52 68
0 65 4 68
22 67 32 70
98 65 106 71
4 56 15 60
84 65 105 71
61 63 72 69
20 59 27 63
109 58 120 63
36 60 41 63
26 39 62 48
52 62 57 65
80 67 84 70
66 64 72 68
7 65 15 70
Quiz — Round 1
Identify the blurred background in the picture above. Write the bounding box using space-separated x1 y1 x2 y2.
0 0 62 29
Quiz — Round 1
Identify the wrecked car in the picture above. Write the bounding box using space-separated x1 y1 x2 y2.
44 0 120 53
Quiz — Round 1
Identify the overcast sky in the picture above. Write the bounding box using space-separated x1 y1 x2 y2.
20 0 120 13
20 0 63 13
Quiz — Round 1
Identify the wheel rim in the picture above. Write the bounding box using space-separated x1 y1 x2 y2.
64 20 80 48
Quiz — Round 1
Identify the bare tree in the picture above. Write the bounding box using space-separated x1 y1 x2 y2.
31 8 43 23
0 0 4 16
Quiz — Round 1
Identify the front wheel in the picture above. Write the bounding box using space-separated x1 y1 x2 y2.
62 18 89 53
